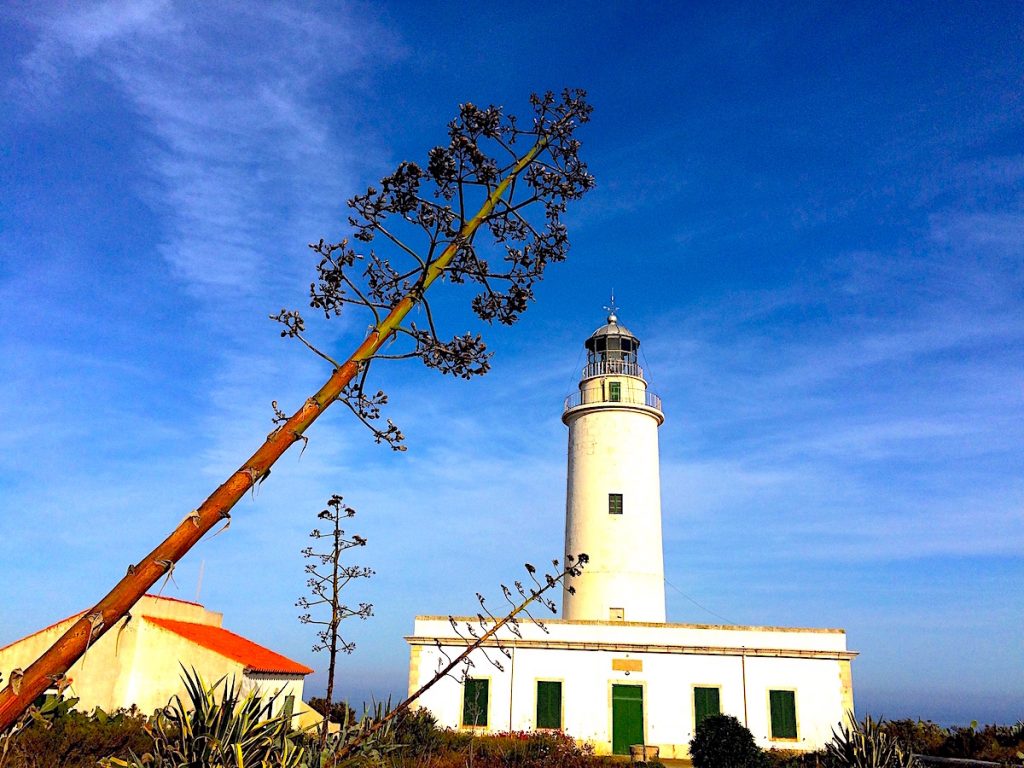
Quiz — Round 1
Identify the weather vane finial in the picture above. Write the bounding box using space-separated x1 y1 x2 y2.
603 291 619 323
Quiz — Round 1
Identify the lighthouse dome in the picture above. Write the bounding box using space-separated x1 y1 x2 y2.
584 314 639 351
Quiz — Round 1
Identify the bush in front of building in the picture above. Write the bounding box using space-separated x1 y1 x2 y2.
766 747 825 768
392 727 617 768
876 719 947 756
939 721 1024 763
0 703 151 768
389 707 443 755
690 714 769 768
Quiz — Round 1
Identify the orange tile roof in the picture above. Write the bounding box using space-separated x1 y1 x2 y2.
144 617 313 676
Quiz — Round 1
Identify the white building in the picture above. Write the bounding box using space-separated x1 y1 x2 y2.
406 314 856 757
0 594 321 728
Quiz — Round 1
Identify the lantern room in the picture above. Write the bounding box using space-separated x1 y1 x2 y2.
583 313 643 379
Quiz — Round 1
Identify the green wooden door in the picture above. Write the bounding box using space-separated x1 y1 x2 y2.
612 684 644 755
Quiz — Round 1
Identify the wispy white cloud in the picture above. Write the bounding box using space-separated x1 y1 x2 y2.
13 1 394 302
638 208 1024 575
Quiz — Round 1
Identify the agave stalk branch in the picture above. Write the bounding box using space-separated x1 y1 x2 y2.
0 137 549 732
333 555 585 761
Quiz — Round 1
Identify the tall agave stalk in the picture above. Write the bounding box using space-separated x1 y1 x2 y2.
0 90 593 731
332 555 588 761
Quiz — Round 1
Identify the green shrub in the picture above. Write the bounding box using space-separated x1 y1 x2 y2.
879 720 947 756
1 704 151 768
390 707 441 756
691 714 769 768
766 747 825 768
399 729 614 768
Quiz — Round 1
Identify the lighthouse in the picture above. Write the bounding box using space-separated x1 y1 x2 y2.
561 312 666 623
407 308 856 755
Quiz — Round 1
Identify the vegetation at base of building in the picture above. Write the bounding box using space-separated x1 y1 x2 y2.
0 696 150 768
98 668 306 768
880 719 1024 764
383 711 620 768
691 714 770 768
5 691 1024 768
767 718 1024 768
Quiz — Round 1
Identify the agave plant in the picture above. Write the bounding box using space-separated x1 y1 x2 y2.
102 666 305 768
824 714 918 768
303 700 400 768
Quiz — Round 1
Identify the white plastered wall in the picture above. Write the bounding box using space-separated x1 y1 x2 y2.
563 382 666 623
407 618 853 757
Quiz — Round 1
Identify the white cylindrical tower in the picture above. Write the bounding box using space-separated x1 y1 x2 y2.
562 313 666 623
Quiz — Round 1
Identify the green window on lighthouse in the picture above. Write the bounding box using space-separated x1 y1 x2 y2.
609 381 621 401
609 493 623 515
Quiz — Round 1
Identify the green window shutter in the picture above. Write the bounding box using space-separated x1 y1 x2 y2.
693 687 720 725
609 493 623 515
463 679 489 727
609 381 621 401
769 690 797 739
536 681 562 729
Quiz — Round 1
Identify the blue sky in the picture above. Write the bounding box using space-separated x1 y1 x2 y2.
1 1 1021 726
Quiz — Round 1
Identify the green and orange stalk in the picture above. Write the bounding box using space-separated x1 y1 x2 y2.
0 90 594 731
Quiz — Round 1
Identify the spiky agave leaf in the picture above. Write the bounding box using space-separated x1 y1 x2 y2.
101 666 305 768
824 714 919 768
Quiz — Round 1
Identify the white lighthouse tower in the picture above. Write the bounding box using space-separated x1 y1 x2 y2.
408 308 855 755
562 311 666 623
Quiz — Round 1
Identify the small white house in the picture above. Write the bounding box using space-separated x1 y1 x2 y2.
406 313 857 757
0 594 321 728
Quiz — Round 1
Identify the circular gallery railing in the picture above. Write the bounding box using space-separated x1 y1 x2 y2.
581 360 644 379
563 388 662 412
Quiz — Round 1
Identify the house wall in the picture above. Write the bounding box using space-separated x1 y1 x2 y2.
407 618 854 757
126 618 250 715
0 596 305 719
241 672 307 718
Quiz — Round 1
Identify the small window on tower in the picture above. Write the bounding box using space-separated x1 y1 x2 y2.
609 493 623 515
608 381 621 401
609 607 625 621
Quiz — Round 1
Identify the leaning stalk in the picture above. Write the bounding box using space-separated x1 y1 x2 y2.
0 137 549 732
333 563 567 761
